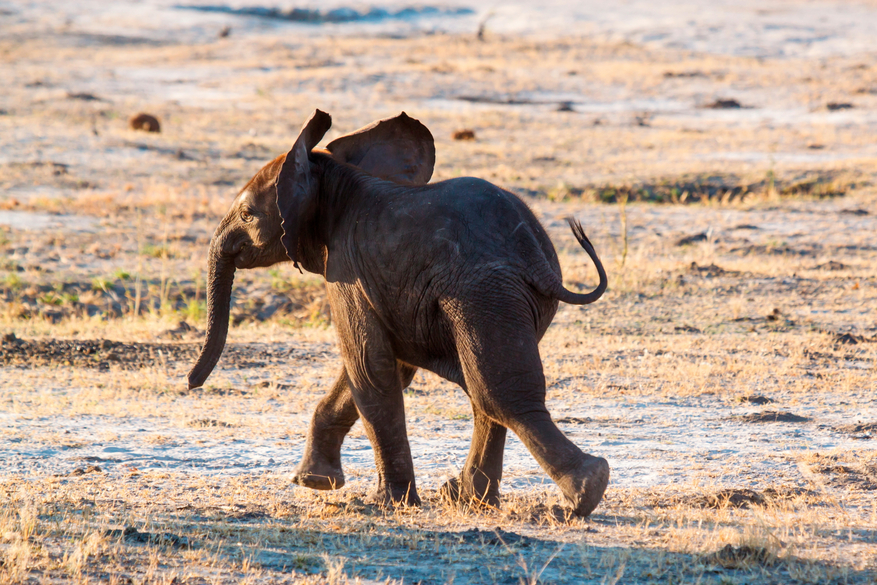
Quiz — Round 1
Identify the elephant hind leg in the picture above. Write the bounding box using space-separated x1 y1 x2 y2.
453 305 609 517
440 411 507 508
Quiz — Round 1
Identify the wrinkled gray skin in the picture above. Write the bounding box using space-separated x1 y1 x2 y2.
188 110 610 516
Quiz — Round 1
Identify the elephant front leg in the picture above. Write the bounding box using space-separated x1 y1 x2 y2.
292 368 358 490
441 411 506 508
346 355 419 505
292 364 418 491
352 374 420 507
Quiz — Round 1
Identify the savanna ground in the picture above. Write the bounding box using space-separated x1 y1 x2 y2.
1 2 877 583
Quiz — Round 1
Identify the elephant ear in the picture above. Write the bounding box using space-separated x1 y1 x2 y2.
325 112 435 185
276 109 332 268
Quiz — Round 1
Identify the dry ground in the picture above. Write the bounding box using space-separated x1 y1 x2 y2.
1 6 877 584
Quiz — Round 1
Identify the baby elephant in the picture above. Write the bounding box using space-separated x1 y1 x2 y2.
188 110 609 516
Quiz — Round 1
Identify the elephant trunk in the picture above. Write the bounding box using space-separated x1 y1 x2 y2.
187 249 236 390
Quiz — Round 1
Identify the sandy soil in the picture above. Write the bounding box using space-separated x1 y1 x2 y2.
1 1 876 583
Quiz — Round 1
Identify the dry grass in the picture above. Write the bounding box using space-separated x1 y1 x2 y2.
0 473 873 584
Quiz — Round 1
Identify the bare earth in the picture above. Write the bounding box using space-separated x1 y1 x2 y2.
1 1 876 583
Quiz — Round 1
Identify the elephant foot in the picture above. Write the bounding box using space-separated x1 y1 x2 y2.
440 476 500 508
439 476 461 503
291 459 345 491
366 482 421 508
560 455 609 517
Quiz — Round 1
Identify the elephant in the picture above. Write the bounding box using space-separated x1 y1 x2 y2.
187 109 610 517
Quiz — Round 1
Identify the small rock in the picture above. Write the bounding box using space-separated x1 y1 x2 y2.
41 310 63 324
188 418 232 428
67 92 103 101
705 98 742 109
556 101 574 112
254 380 294 390
815 261 846 271
702 488 765 508
161 321 199 339
689 262 727 276
737 395 774 405
765 308 783 322
452 528 532 547
834 332 874 345
663 70 706 78
129 113 161 133
452 129 476 141
104 526 190 548
218 25 231 38
835 422 877 435
826 102 854 111
731 411 810 423
104 526 139 539
675 232 709 246
554 416 592 425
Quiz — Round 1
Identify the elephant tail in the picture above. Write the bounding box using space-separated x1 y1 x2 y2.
546 218 607 306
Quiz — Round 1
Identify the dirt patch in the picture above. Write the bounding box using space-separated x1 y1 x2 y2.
178 4 474 23
158 321 202 340
693 486 814 509
58 465 104 477
834 333 876 345
187 419 234 428
676 232 709 246
800 454 877 490
504 502 578 525
737 395 774 405
704 98 745 109
700 488 766 508
0 334 271 371
815 261 847 271
703 544 774 568
252 380 295 390
0 161 95 193
563 171 857 204
688 262 738 276
729 411 811 423
0 278 330 326
835 422 877 435
728 243 822 257
554 416 593 425
663 70 708 78
445 527 537 547
104 526 191 548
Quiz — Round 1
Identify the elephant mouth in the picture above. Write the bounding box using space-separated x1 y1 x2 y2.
234 245 254 268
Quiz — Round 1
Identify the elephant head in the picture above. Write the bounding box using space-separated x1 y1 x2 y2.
187 110 435 390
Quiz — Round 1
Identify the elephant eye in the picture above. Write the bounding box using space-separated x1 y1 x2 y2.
241 210 254 222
